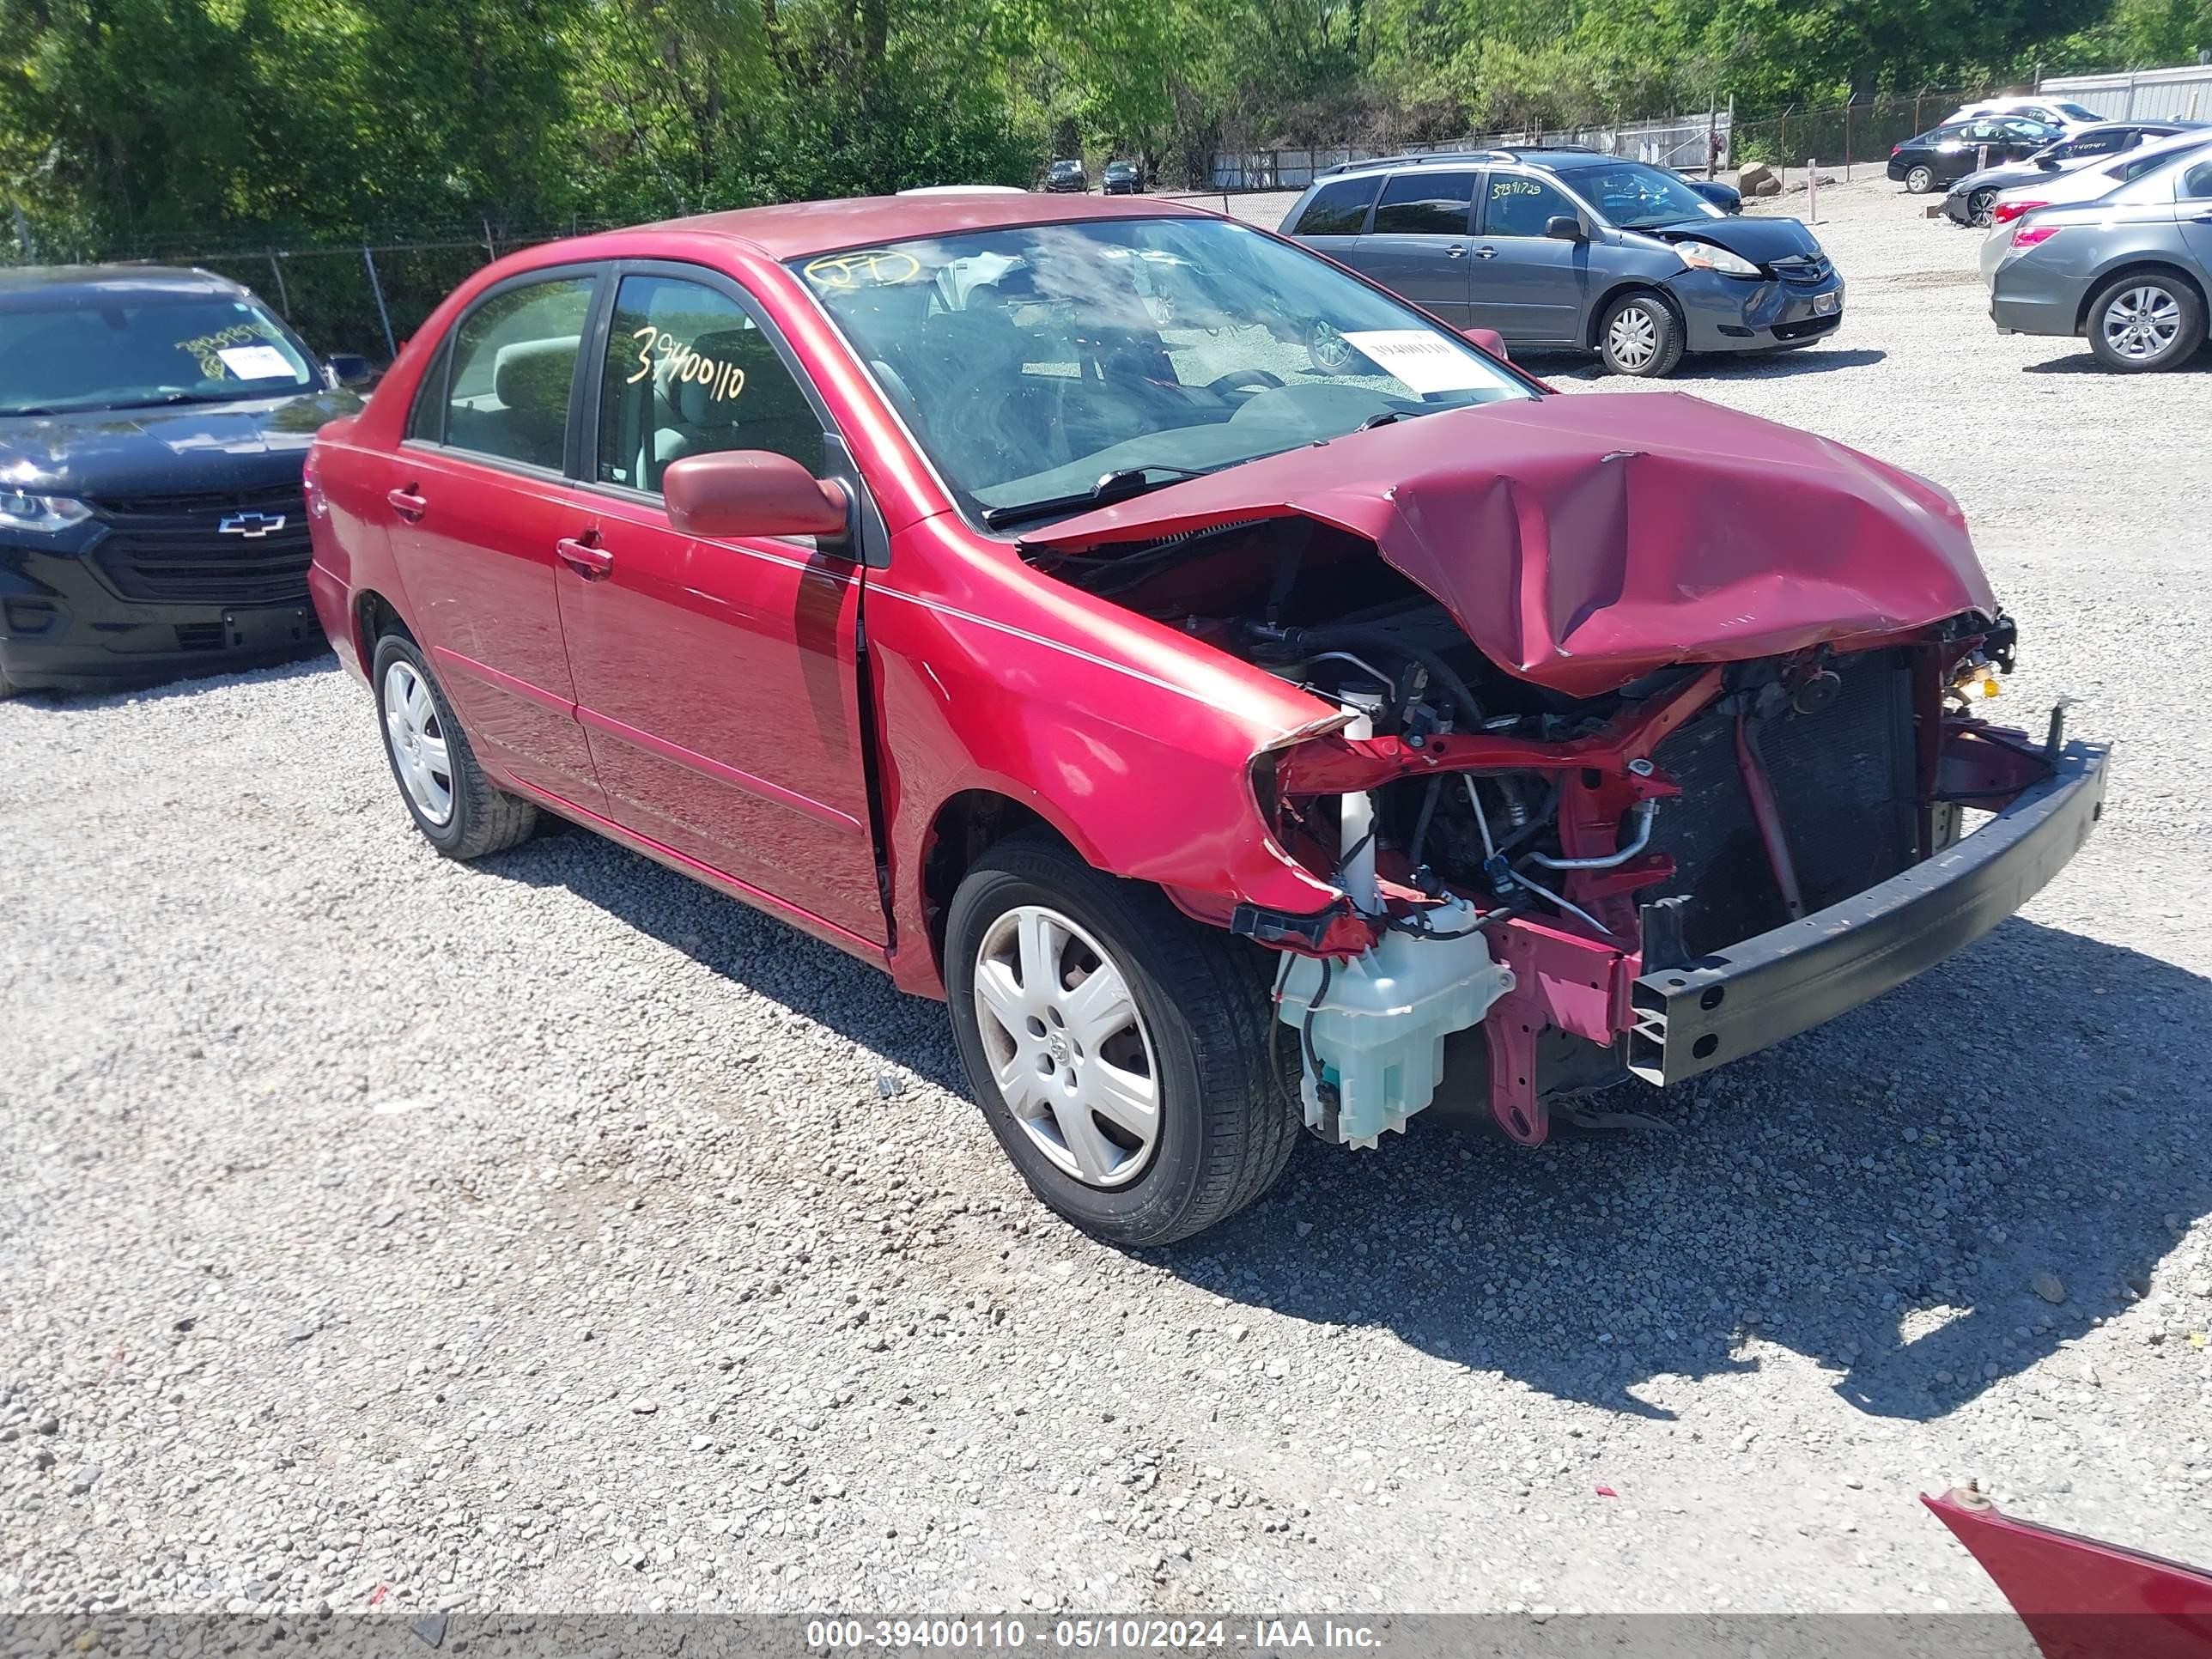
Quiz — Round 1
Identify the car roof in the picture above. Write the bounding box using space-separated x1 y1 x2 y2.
636 192 1209 260
1317 146 1618 180
0 264 246 305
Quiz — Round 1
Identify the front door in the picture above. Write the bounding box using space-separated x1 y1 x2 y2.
1348 170 1478 325
386 269 605 811
1466 172 1590 347
555 266 886 946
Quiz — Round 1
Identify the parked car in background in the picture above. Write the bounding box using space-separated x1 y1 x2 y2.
1986 125 2212 234
1102 160 1144 195
0 264 368 697
1889 117 2061 192
304 191 2100 1245
1988 143 2212 370
1282 149 1842 376
1942 121 2199 226
1680 174 1742 213
1942 96 2108 134
1043 158 1088 193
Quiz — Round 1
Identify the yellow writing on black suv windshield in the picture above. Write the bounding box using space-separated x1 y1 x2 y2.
175 322 279 378
628 325 747 404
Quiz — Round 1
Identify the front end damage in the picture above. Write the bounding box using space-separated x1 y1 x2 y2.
1019 393 2110 1152
1250 635 2106 1148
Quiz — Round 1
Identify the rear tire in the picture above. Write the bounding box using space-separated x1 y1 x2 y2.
2084 273 2205 372
944 831 1298 1247
1905 165 1936 194
0 663 18 701
1306 319 1366 375
1596 291 1686 377
370 630 538 859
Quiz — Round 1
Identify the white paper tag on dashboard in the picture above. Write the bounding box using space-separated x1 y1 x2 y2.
216 344 295 381
1337 330 1492 394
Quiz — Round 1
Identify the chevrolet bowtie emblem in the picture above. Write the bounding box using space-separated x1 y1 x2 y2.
219 511 287 538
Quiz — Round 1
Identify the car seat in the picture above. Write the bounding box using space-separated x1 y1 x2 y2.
648 326 824 489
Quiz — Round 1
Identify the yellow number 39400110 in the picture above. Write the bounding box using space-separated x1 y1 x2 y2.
628 325 747 404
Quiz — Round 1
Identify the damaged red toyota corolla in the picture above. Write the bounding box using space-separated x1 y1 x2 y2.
305 194 2108 1245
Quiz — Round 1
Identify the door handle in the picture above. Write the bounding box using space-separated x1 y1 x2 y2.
555 535 614 580
1446 244 1468 258
386 486 427 521
2191 210 2212 224
1474 245 1498 258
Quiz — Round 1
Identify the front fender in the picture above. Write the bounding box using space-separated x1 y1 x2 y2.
865 524 1350 997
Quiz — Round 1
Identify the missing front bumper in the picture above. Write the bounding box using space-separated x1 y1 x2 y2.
1626 738 2109 1086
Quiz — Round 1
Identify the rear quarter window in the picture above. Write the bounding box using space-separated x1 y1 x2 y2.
1292 175 1381 237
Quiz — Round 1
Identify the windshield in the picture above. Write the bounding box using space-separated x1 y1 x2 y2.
1556 162 1721 228
793 216 1534 526
0 290 316 416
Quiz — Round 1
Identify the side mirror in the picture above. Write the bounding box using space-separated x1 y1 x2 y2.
1543 215 1587 242
664 450 850 541
1462 326 1510 361
326 354 374 388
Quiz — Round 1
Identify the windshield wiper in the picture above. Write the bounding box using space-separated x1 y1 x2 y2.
1356 407 1437 431
980 464 1214 531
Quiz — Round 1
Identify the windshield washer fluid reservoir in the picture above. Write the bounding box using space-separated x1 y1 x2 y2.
1274 899 1515 1148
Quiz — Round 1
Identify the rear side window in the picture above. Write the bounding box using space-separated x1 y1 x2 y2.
1371 171 1477 235
596 273 828 495
404 340 450 442
1293 175 1381 237
441 276 596 471
1483 173 1577 237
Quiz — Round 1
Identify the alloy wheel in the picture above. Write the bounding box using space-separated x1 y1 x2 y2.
1969 188 1996 227
2100 285 2182 363
1309 319 1355 374
1606 304 1660 371
382 659 454 826
971 904 1160 1188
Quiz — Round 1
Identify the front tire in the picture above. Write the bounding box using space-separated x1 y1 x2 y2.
945 832 1297 1247
1597 291 1685 377
1967 186 1997 227
1306 318 1366 375
1905 164 1936 194
2084 273 2205 372
371 630 538 859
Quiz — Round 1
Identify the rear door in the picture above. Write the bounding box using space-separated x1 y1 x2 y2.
1349 170 1478 323
2178 154 2212 269
1466 170 1589 346
386 267 606 811
554 263 886 946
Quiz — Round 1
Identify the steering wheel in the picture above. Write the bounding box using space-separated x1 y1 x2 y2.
1205 368 1285 401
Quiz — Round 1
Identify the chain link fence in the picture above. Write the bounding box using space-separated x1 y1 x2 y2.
1729 87 2012 181
3 220 637 366
1207 110 1734 191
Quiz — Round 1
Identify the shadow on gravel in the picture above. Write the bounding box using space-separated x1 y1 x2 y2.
1534 347 1888 383
1159 918 2212 1425
0 647 337 710
2023 349 2212 375
478 824 969 1095
468 816 2210 1427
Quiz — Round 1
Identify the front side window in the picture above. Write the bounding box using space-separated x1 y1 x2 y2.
1483 173 1577 237
2182 159 2212 199
0 289 315 417
2065 131 2124 157
795 216 1534 529
1555 162 1718 228
442 276 594 471
1370 171 1476 235
1293 175 1381 237
596 274 826 493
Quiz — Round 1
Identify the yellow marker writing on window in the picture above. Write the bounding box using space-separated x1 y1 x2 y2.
628 325 746 403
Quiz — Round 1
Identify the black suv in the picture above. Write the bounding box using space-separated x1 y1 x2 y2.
1044 159 1089 193
0 265 365 696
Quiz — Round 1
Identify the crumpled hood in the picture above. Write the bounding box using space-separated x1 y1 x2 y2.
0 388 357 499
1639 213 1822 266
1024 392 1996 698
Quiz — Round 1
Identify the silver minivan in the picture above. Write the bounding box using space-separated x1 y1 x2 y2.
1282 149 1844 376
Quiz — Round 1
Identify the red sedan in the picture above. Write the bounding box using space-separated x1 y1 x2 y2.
304 192 2106 1245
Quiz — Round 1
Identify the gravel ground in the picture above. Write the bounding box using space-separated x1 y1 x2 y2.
3 178 2209 1621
